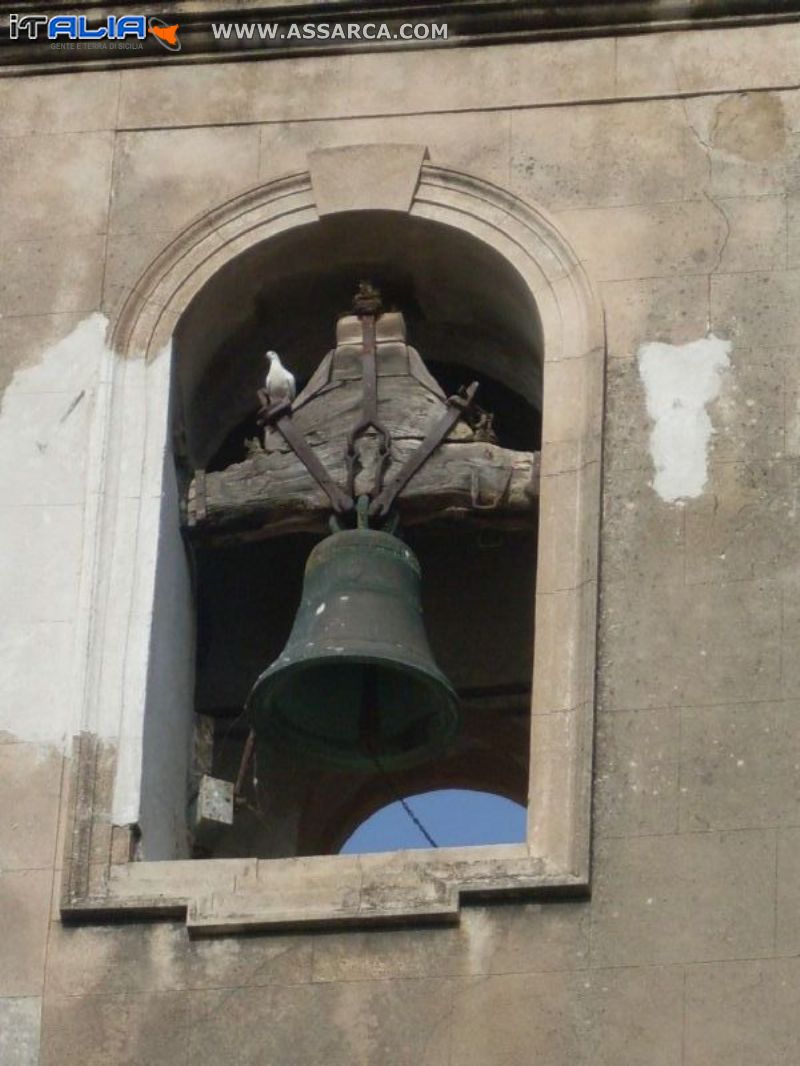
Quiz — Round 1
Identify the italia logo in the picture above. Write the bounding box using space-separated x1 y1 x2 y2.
8 13 181 51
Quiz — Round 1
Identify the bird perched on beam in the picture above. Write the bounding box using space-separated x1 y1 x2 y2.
262 350 296 408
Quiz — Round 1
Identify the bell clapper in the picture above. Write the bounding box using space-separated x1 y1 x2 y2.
358 666 381 757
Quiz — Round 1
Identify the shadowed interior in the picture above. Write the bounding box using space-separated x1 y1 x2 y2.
176 209 541 858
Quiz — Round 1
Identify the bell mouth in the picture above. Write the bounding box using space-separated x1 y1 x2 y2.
248 655 459 772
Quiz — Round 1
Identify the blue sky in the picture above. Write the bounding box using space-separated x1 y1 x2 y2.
341 789 527 854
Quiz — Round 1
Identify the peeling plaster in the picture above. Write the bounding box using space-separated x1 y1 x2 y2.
0 315 190 847
638 334 731 503
0 313 109 406
0 313 111 748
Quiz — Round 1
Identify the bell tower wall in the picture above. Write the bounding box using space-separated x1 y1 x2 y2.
0 13 797 1062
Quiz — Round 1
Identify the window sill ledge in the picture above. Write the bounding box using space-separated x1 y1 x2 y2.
61 843 588 936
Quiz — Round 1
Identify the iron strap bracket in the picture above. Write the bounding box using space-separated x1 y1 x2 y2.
345 314 393 500
369 381 480 520
259 286 478 525
264 400 354 516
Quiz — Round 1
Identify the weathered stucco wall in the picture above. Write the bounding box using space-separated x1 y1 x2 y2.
2 19 800 1063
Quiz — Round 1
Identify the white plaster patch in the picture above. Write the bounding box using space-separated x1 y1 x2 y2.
0 314 111 748
0 312 181 840
638 334 731 503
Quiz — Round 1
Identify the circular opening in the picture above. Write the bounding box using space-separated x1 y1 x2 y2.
340 788 527 853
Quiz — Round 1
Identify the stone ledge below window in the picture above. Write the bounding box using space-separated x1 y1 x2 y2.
61 844 587 936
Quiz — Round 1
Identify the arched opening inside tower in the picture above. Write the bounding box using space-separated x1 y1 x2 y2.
174 211 542 859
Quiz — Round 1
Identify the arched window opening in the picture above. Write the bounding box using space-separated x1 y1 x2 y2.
180 211 541 861
340 789 528 854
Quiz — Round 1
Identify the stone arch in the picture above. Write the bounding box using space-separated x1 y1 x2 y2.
69 147 603 914
112 160 601 367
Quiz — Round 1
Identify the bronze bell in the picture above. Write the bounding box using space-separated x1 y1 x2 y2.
246 528 459 771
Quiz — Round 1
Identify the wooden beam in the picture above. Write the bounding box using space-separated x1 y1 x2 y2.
185 441 540 543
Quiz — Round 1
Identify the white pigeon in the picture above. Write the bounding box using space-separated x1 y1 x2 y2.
264 350 296 406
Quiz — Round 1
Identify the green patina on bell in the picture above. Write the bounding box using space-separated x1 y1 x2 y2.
246 528 459 771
